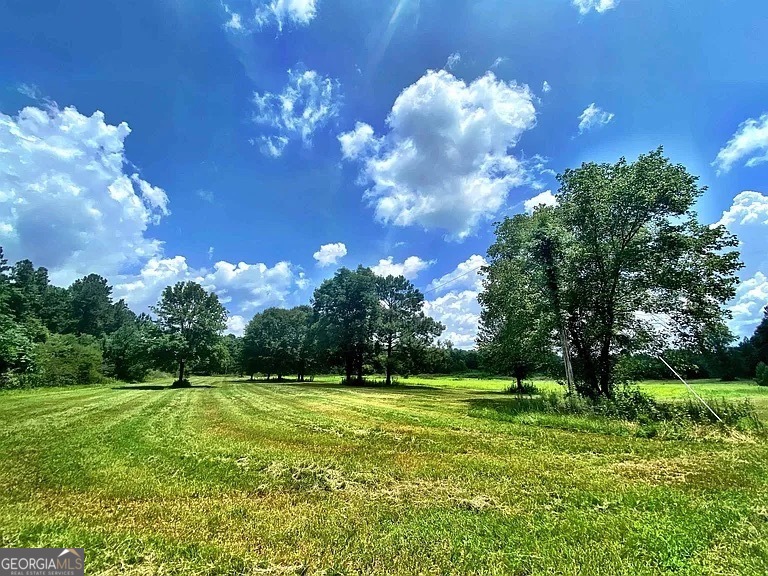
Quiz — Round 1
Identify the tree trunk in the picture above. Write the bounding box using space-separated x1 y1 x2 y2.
385 337 393 386
345 353 353 384
516 375 523 393
178 359 185 383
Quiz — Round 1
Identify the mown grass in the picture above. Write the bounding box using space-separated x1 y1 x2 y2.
1 376 767 574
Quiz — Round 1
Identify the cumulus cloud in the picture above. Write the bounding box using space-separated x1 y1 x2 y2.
572 0 618 14
371 256 433 280
253 67 341 157
222 0 317 33
341 70 539 240
426 254 486 293
713 113 768 174
729 272 768 336
542 80 551 93
423 255 488 349
577 103 615 134
256 0 317 30
226 315 247 337
313 242 347 267
715 190 768 229
445 52 461 71
0 104 168 285
113 256 300 317
714 191 768 336
338 122 377 160
524 190 558 213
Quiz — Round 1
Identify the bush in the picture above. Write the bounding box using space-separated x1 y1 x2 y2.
481 386 761 430
507 381 539 395
756 362 768 387
36 333 103 387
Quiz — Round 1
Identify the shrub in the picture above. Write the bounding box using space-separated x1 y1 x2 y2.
507 381 539 395
36 333 103 387
756 362 768 387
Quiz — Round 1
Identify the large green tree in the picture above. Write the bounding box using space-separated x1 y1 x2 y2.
479 214 556 391
751 306 768 367
313 266 379 383
481 148 742 398
375 275 443 385
151 281 227 386
241 306 312 380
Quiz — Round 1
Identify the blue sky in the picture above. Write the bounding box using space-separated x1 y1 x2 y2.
1 0 767 346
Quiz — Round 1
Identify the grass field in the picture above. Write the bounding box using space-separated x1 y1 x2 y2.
1 376 768 575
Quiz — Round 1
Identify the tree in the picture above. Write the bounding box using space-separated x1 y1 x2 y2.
751 306 768 367
479 215 555 391
313 267 379 383
102 323 153 381
375 275 443 385
480 149 742 399
241 306 314 380
151 281 227 387
68 274 116 336
36 333 103 387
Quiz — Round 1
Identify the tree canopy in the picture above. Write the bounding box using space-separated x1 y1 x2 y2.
151 281 228 387
480 148 743 398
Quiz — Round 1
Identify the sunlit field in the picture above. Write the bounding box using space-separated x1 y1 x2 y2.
2 376 767 575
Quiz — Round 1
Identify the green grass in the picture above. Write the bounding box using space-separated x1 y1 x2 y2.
1 376 768 575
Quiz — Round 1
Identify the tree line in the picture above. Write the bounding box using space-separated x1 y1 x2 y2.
3 148 767 394
0 252 455 388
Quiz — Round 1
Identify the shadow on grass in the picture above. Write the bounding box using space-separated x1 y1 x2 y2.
463 396 549 416
112 384 215 391
226 377 442 394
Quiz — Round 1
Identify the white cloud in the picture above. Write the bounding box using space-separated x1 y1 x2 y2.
222 0 317 33
445 52 461 71
572 0 618 15
222 4 244 31
208 246 215 260
423 290 481 349
714 191 768 337
338 122 377 160
114 256 300 317
253 67 341 157
341 70 539 240
577 103 614 134
542 81 551 93
371 256 433 280
524 190 557 213
490 57 507 69
715 191 768 228
713 113 768 174
427 254 487 293
256 0 317 31
226 315 247 337
17 83 41 100
313 242 347 267
423 255 488 349
729 272 768 335
0 104 168 285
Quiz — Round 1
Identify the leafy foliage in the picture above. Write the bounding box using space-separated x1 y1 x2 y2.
35 333 103 387
151 281 227 386
480 149 743 399
756 362 768 387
